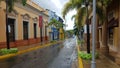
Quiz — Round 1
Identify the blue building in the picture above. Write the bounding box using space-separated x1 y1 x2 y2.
47 9 59 41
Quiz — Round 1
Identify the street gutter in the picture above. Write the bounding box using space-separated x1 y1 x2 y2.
77 46 84 68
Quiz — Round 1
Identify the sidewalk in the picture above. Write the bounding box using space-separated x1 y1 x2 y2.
17 41 49 51
82 52 120 68
0 41 62 60
78 45 120 68
0 41 64 68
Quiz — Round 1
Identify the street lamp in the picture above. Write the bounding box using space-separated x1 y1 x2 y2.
91 0 96 68
82 0 90 53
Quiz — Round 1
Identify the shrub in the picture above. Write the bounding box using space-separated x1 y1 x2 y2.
0 48 18 55
50 40 57 43
77 40 84 45
78 51 99 60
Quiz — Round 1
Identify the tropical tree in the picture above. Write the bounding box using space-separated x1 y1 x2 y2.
71 15 80 39
48 18 65 30
73 23 79 36
62 0 112 53
62 0 112 31
0 0 27 12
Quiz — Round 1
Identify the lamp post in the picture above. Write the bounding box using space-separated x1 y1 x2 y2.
91 0 96 68
6 0 10 49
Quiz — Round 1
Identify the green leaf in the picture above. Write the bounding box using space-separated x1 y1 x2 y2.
0 48 18 55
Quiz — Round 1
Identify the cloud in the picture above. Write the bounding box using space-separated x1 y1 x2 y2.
32 0 76 30
51 0 62 9
65 10 76 30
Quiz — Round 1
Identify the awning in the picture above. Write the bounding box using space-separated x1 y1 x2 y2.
98 26 102 29
108 18 119 28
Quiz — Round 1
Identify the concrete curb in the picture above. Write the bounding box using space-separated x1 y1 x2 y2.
0 41 62 60
77 46 84 68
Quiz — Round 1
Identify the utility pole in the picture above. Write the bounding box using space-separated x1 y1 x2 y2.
6 0 10 49
86 0 90 53
91 0 96 68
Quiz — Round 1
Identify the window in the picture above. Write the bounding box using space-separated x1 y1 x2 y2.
45 26 47 36
34 23 37 38
23 21 28 40
108 28 113 45
8 18 15 42
108 11 114 22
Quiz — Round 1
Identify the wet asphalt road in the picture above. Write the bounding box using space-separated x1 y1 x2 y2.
48 37 77 68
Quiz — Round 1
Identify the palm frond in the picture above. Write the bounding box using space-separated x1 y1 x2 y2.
76 8 86 29
62 1 74 19
6 0 26 12
48 18 64 29
96 4 105 23
71 14 76 20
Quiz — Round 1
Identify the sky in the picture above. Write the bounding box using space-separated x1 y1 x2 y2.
32 0 76 30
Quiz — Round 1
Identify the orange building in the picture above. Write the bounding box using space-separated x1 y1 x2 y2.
0 0 49 48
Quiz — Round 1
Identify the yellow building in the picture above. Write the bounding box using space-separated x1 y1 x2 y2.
59 28 64 40
0 0 49 48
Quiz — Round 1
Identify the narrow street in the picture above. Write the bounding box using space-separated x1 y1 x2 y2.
0 38 78 68
48 37 78 68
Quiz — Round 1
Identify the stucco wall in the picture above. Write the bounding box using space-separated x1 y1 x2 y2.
107 0 119 51
113 27 119 50
0 1 49 48
0 7 6 42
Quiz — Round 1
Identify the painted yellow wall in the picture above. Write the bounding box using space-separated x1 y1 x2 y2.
0 1 6 42
17 14 23 40
0 7 6 42
119 0 120 51
112 4 119 49
113 27 119 48
0 0 49 43
37 22 40 38
14 6 39 39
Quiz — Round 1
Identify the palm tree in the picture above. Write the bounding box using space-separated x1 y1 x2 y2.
48 18 65 40
62 0 112 53
0 0 27 12
0 0 27 49
48 18 65 30
73 23 79 37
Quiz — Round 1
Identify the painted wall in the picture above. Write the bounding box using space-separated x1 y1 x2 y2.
0 0 49 48
0 1 7 42
48 10 59 41
107 0 119 51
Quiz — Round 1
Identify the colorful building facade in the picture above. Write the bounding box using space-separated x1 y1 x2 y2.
47 10 59 41
0 0 49 48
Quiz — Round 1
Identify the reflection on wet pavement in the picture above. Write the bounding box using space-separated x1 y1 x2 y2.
48 37 77 68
